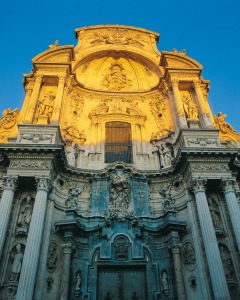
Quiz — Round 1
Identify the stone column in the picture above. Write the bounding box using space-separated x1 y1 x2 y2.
60 242 74 300
169 243 186 300
222 179 240 254
193 80 212 127
24 74 43 124
19 86 33 123
51 76 66 124
96 122 102 153
16 176 51 300
192 179 230 300
0 176 18 258
171 79 188 128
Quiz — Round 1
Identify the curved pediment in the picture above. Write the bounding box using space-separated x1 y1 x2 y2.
32 45 75 63
160 51 203 70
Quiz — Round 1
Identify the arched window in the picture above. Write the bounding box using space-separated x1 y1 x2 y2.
105 121 133 163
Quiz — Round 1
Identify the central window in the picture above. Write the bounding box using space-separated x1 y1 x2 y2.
105 121 133 163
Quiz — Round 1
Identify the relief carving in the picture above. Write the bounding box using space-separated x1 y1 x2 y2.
219 244 235 280
10 160 51 169
70 90 85 117
114 236 129 261
102 62 131 91
0 108 19 130
47 242 59 272
187 137 218 147
105 170 138 222
182 242 196 271
21 133 52 143
65 187 82 210
63 125 86 145
208 196 222 229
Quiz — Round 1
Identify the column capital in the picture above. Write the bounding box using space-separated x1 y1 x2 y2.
35 176 51 192
58 75 66 83
221 178 236 193
3 175 18 191
61 242 75 254
171 79 179 86
193 79 201 87
169 243 182 254
34 73 43 82
191 178 206 194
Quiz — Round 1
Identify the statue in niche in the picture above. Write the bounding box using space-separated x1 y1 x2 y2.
10 244 24 281
103 62 131 91
114 236 129 261
219 245 234 280
159 184 175 212
0 108 19 130
65 142 77 167
158 143 173 168
75 269 82 290
47 242 59 272
105 171 138 222
65 187 82 210
182 94 198 120
37 90 55 118
208 196 221 228
161 270 169 296
214 112 236 134
17 195 33 233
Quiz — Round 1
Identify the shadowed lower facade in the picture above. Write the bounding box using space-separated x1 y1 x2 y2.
0 25 240 300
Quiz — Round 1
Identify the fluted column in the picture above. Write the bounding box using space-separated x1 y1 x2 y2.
171 79 188 128
0 176 18 258
222 179 240 254
60 242 74 300
51 76 66 124
192 179 230 300
169 243 186 300
16 176 51 300
193 80 212 127
24 74 43 123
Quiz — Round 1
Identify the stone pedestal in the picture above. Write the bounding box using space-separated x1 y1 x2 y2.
222 179 240 254
16 176 51 300
0 176 18 258
192 179 230 300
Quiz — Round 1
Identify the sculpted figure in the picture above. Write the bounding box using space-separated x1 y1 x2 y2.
159 184 175 211
103 63 131 90
65 142 77 166
220 246 234 279
161 271 169 290
17 195 33 229
214 112 236 134
37 91 55 117
65 187 82 209
10 244 24 281
75 269 82 290
64 125 86 145
159 143 173 168
182 95 198 120
0 108 19 130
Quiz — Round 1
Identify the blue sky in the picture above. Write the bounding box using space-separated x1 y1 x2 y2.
0 0 240 131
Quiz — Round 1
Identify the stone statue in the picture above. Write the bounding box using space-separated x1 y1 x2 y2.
10 244 24 281
65 187 82 210
37 91 55 118
183 95 198 120
65 142 77 166
161 270 169 296
75 269 82 290
0 108 19 130
103 63 131 90
219 245 234 279
159 184 175 212
17 195 33 230
214 112 236 134
208 196 220 228
159 143 173 168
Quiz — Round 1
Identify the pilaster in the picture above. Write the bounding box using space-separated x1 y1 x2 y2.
51 76 66 124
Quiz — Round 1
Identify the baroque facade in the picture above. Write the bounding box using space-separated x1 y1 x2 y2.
0 25 240 300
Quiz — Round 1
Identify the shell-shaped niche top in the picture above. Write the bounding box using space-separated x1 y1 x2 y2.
73 25 162 92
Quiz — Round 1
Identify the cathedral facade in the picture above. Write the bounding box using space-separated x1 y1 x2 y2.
0 25 240 300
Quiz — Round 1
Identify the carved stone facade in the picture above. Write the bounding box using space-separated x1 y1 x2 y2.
0 24 240 300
